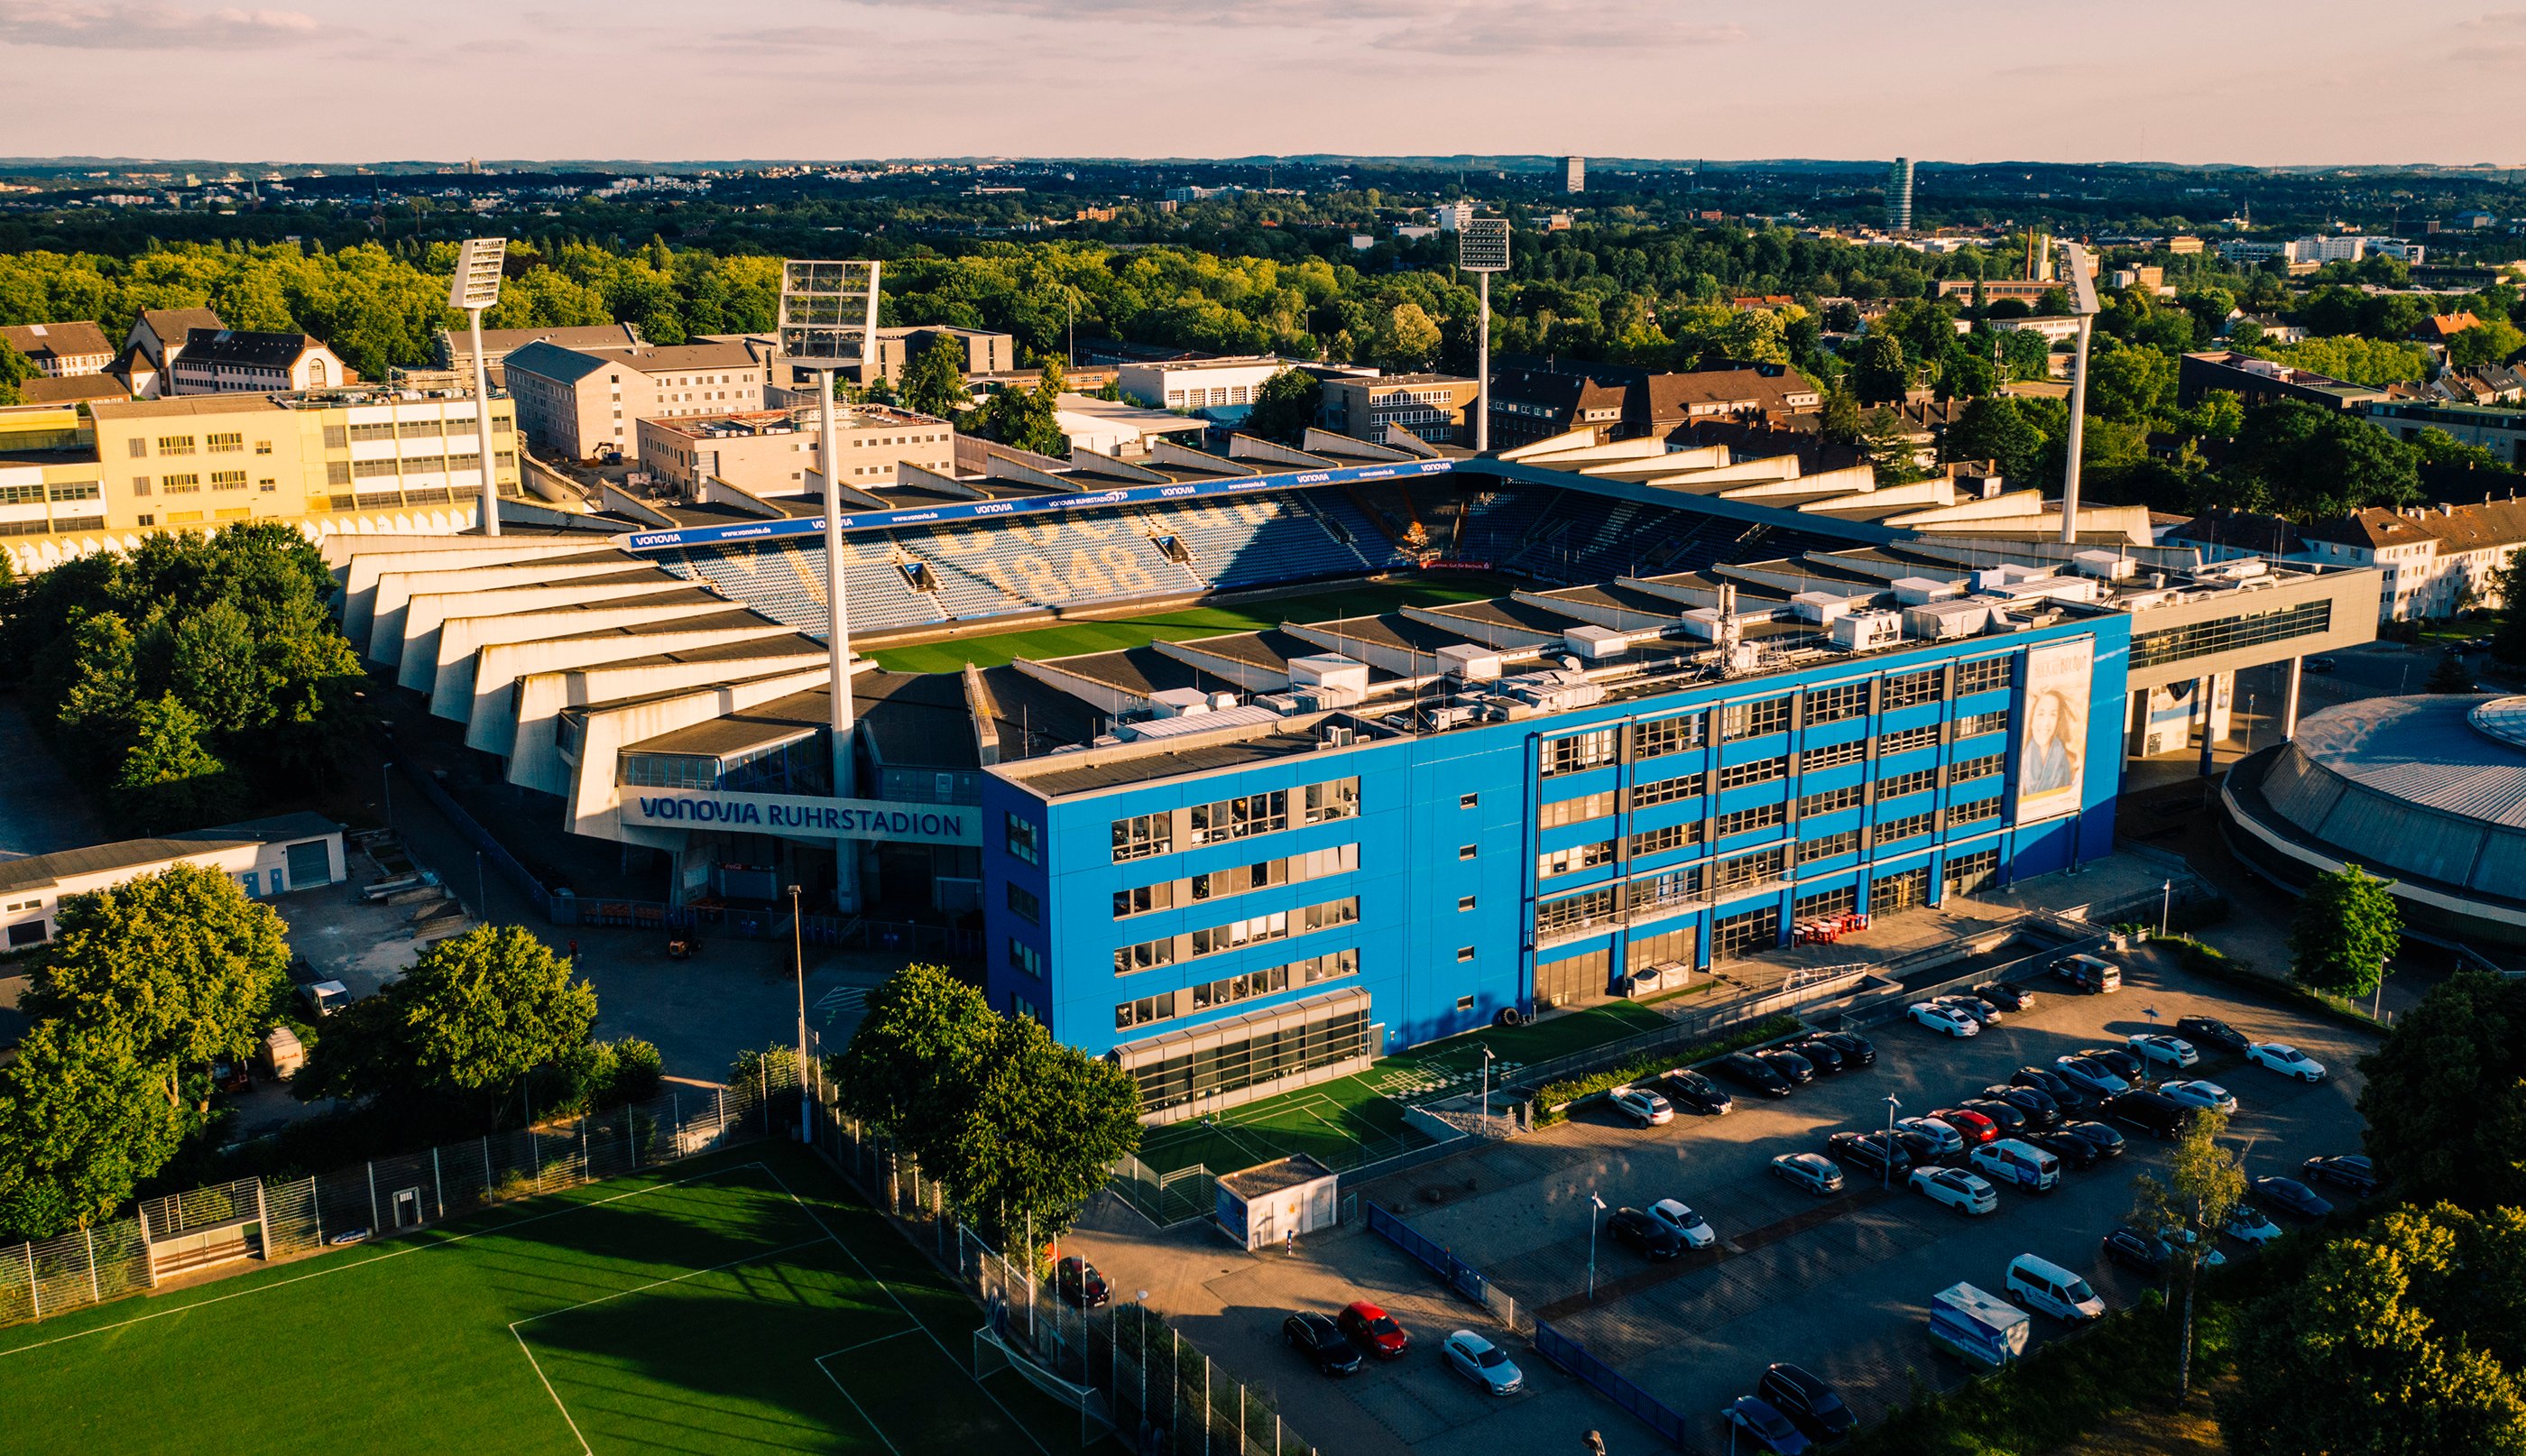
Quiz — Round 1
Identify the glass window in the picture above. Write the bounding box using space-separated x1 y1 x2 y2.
1878 724 1941 757
1956 710 2009 739
1631 773 1703 809
1802 738 1867 771
1627 863 1702 915
1539 789 1618 828
1722 696 1791 741
1110 811 1170 862
1714 846 1786 889
1951 753 2004 783
1537 839 1617 879
1956 657 2012 696
1944 847 2001 897
1950 796 2002 826
1006 812 1041 865
1804 681 1868 725
1541 728 1620 777
1005 883 1041 924
1715 802 1785 839
1798 785 1864 818
1009 939 1044 979
1718 756 1787 790
1883 669 1944 709
2133 601 2331 668
1536 886 1620 940
1879 768 1939 801
1712 906 1779 961
1627 822 1701 859
1803 828 1860 862
1877 810 1935 844
1633 714 1706 759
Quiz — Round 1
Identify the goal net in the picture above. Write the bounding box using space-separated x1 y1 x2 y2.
974 1323 1114 1445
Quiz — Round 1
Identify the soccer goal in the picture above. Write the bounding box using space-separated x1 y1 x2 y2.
975 1324 1114 1447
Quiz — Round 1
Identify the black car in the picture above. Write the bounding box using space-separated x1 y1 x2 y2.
1716 1052 1793 1098
2060 1120 2127 1158
1816 1031 1877 1068
1758 1361 1857 1443
1978 1084 2062 1129
2079 1046 2148 1083
1889 1126 1946 1164
1757 1048 1817 1086
1826 1130 1913 1181
2254 1176 2336 1221
1283 1313 1364 1375
1608 1206 1685 1260
2101 1226 2167 1275
1975 981 2035 1011
1787 1037 1846 1074
1659 1068 1734 1115
2025 1129 2102 1171
2012 1066 2094 1110
2175 1015 2252 1055
2300 1155 2381 1198
2104 1090 2190 1140
1957 1098 2029 1136
1056 1257 1111 1308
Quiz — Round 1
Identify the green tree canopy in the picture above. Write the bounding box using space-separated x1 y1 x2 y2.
975 360 1068 456
0 1020 189 1239
2128 1109 2249 1395
111 693 244 833
830 962 995 1148
941 1015 1144 1250
2357 969 2526 1211
1241 366 1323 445
898 336 970 422
29 862 290 1084
1947 395 2048 484
2226 401 2422 521
2288 863 2402 998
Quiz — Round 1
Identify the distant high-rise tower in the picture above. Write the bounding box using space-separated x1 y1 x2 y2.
1563 155 1585 194
1886 158 1914 232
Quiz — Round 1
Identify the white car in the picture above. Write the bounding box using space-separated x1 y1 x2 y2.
1908 1166 1998 1215
1897 1116 1966 1157
1443 1331 1523 1395
1609 1086 1674 1127
2053 1055 2132 1096
2126 1033 2199 1069
1646 1198 1717 1249
2161 1080 2238 1116
2245 1042 2328 1083
2158 1226 2228 1268
2224 1204 2283 1246
1908 1002 1980 1038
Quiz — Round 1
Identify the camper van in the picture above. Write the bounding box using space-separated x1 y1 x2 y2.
2006 1254 2107 1322
1929 1282 2031 1368
1969 1138 2062 1193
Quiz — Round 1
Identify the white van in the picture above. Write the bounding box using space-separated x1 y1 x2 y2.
2006 1254 2107 1322
1969 1138 2061 1193
2054 954 2122 993
1929 1282 2030 1368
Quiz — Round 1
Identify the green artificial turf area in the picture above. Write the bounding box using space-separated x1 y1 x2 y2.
0 1147 1102 1456
865 575 1510 674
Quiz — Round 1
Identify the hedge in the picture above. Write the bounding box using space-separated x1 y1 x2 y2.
1529 1013 1805 1126
2152 933 2388 1034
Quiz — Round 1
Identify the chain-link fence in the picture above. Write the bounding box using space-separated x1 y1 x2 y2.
0 1079 779 1328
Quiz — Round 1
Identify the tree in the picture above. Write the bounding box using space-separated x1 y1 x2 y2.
829 962 996 1154
2085 346 2177 426
975 360 1068 456
1997 328 2052 381
2288 864 2402 999
899 336 970 422
1859 407 1929 485
1242 367 1322 445
0 336 32 407
2225 401 2421 520
2451 318 2526 369
0 1020 189 1239
1373 302 1443 373
937 1015 1142 1252
110 693 244 833
2414 427 2514 475
2127 1110 2248 1396
2429 653 2479 692
1851 332 1910 404
2357 969 2526 1211
1817 386 1862 446
1947 396 2047 483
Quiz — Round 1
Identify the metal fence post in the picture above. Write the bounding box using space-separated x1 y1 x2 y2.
25 1242 39 1317
483 1135 493 1192
366 1161 381 1233
626 1106 639 1169
83 1225 99 1305
579 1116 589 1184
432 1147 445 1220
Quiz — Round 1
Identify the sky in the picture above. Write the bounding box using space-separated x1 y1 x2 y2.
0 0 2521 167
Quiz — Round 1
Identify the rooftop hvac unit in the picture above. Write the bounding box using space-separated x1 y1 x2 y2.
2071 549 2135 581
1148 687 1210 718
1255 693 1303 714
1437 642 1503 682
1563 624 1627 660
1318 723 1356 748
2007 576 2102 604
1894 575 1966 605
1793 590 1855 624
1832 610 1904 650
1288 653 1371 696
1207 691 1240 711
1904 600 1993 640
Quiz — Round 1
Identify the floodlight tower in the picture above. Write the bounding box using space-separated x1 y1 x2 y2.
2055 242 2103 546
777 260 883 914
448 237 506 536
1459 218 1509 453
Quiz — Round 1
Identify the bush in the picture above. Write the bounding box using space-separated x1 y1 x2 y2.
1529 1014 1804 1126
2157 935 2387 1032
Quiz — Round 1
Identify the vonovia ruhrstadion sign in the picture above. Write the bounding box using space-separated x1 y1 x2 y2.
622 790 980 846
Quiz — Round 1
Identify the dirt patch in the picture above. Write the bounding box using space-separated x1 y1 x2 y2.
2044 1390 2226 1456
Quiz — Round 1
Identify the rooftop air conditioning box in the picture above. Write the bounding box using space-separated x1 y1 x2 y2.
1287 654 1371 696
1894 576 1965 606
1563 624 1627 660
1148 687 1210 718
1437 642 1503 681
1793 590 1853 624
1831 610 1903 650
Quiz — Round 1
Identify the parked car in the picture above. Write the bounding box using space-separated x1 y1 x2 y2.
1283 1313 1363 1376
1930 1108 1999 1146
1443 1331 1523 1395
2104 1090 2191 1139
1957 1098 2030 1137
1609 1086 1675 1127
1890 1126 1948 1165
2060 1120 2127 1159
211 1058 251 1095
2101 1226 2167 1275
2053 1056 2132 1097
2006 1253 2107 1322
2053 953 2123 993
1908 1002 1981 1038
2160 1080 2238 1116
2176 1016 2252 1055
1827 1130 1913 1181
1756 1049 1817 1086
2155 1226 2227 1269
1970 1138 2062 1193
1658 1067 1734 1115
2253 1176 2336 1221
1608 1206 1686 1260
2024 1129 2102 1171
1895 1116 1966 1157
2224 1204 2283 1247
1716 1052 1794 1097
1056 1257 1111 1308
1933 993 2004 1026
1646 1198 1717 1250
1978 1083 2062 1129
1975 981 2036 1012
1785 1037 1846 1074
1770 1152 1846 1196
2012 1066 2093 1110
2077 1046 2147 1083
1719 1396 1814 1456
1757 1362 1857 1444
1909 1166 1999 1215
2301 1154 2382 1197
2126 1033 2199 1069
1336 1301 1410 1358
2245 1042 2328 1083
2306 656 2337 673
1814 1031 1877 1068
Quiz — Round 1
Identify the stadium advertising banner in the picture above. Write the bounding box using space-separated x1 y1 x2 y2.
622 789 982 846
2014 639 2093 825
614 458 1456 552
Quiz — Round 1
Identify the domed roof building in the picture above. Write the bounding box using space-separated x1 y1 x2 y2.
2225 694 2526 945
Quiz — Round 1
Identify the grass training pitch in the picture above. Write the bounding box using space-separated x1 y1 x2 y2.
865 576 1508 674
0 1147 1103 1456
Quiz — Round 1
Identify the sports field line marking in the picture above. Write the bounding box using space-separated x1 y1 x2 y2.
512 1326 595 1456
0 1159 773 1362
509 1235 840 1327
814 1325 920 1361
816 1359 908 1456
759 1166 1054 1456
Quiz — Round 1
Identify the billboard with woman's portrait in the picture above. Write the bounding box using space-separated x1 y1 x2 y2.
2014 640 2093 824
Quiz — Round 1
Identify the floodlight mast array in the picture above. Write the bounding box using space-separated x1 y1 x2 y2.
2056 242 2102 546
777 260 883 914
448 238 507 536
1459 220 1509 454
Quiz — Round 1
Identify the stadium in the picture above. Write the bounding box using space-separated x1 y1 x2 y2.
332 416 2380 1114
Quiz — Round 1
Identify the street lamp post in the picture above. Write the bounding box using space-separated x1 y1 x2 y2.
1587 1193 1606 1301
2161 880 2172 937
1882 1094 1902 1190
2142 1006 2161 1090
789 884 811 1144
1480 1046 1495 1136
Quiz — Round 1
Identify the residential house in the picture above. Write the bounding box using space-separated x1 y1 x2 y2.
0 321 115 377
502 339 767 462
168 329 350 395
124 308 226 375
2294 496 2526 620
2177 351 2386 411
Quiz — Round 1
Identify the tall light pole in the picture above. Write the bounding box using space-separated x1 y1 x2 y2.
1586 1192 1606 1301
789 884 811 1142
2161 879 2172 937
2055 242 2101 546
448 237 507 537
1480 1046 1494 1135
779 261 882 914
1461 219 1508 453
1882 1094 1902 1190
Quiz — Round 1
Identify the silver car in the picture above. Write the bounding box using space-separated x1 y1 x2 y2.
1443 1330 1523 1395
1770 1152 1846 1196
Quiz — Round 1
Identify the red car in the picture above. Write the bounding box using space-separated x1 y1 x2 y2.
1336 1300 1410 1359
1931 1108 1999 1146
1056 1257 1111 1308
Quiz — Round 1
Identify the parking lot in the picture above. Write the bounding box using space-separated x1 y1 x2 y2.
1066 941 2377 1456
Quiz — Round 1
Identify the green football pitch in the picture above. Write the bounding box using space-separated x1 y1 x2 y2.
865 575 1511 674
0 1147 1103 1456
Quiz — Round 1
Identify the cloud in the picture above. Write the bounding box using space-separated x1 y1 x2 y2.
0 0 319 49
826 0 1742 52
1374 9 1744 55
